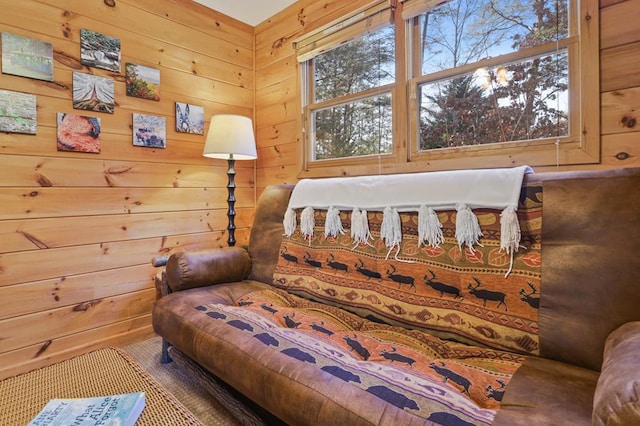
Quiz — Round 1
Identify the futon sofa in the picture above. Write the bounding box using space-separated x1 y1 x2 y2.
152 167 640 425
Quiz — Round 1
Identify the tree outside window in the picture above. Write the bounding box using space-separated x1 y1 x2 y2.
309 26 395 161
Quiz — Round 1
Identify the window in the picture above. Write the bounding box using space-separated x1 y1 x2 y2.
312 26 395 161
295 1 401 173
296 0 599 176
406 0 599 167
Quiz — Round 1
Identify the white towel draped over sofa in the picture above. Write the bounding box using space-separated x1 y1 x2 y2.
283 166 533 270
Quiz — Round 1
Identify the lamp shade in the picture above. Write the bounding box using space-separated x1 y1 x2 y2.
202 114 257 160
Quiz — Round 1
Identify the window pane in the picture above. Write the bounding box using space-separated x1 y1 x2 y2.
418 51 568 150
420 0 568 75
313 94 393 160
314 26 395 103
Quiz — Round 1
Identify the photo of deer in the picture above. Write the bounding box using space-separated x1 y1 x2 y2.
175 102 204 135
0 89 37 134
1 32 53 81
133 113 166 149
80 28 121 73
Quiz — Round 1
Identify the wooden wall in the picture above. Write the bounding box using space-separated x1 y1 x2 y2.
0 0 255 380
254 0 640 190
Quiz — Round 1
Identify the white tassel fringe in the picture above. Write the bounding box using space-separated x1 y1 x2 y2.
324 206 345 238
455 203 483 251
500 205 521 277
381 207 402 249
500 205 521 254
283 207 296 237
418 205 444 248
350 208 372 248
300 206 315 243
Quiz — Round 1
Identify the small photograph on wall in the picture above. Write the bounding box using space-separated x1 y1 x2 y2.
1 32 54 81
80 28 121 73
73 72 115 114
57 112 101 154
175 102 204 135
0 89 37 134
133 113 166 148
125 63 160 101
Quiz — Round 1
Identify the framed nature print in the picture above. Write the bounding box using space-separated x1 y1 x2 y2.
133 113 166 148
57 112 101 154
0 89 37 134
175 102 204 135
80 28 121 73
1 32 54 81
73 72 115 114
125 63 160 101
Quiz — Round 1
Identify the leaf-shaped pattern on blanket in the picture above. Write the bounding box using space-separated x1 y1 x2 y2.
521 252 542 268
465 247 484 263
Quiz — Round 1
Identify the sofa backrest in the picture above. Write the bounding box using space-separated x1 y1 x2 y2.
536 167 640 371
250 168 640 371
247 184 295 284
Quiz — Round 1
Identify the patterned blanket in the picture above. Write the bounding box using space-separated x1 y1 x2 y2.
273 183 542 355
197 181 542 423
197 288 525 424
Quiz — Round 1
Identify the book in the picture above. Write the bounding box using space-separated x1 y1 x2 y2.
27 391 145 426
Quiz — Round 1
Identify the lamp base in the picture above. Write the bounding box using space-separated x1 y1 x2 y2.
226 156 236 247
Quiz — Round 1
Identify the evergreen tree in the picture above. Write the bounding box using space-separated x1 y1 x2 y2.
313 28 395 159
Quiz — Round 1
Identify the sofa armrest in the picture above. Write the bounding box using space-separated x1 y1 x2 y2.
593 321 640 426
165 247 252 292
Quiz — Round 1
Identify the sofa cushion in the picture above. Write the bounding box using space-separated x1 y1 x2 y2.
492 356 598 425
273 181 543 356
154 282 437 425
592 322 640 425
194 287 526 424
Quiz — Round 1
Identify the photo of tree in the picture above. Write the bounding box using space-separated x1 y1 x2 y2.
0 89 37 134
56 112 101 154
125 63 160 101
1 32 54 81
80 28 121 73
73 72 115 114
133 113 166 148
175 102 204 135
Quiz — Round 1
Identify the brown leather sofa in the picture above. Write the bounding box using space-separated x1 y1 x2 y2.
152 167 640 425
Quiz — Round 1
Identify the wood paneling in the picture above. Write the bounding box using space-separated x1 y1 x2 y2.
0 0 255 379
